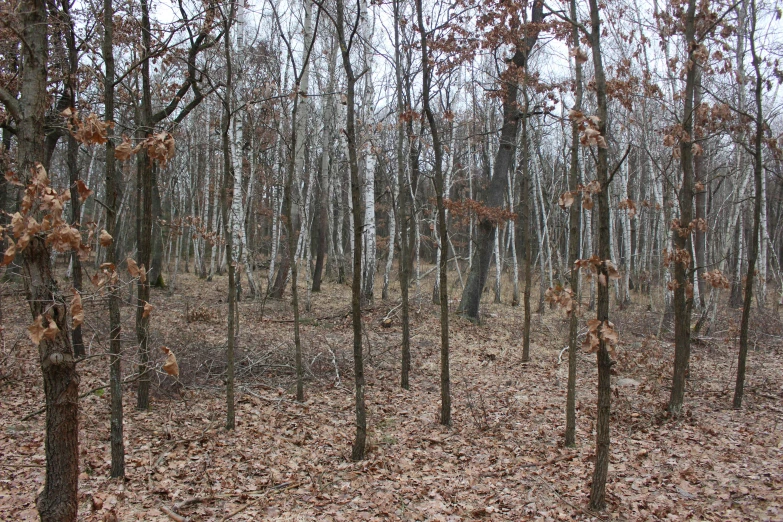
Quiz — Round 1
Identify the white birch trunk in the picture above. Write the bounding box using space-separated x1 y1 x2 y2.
360 0 377 303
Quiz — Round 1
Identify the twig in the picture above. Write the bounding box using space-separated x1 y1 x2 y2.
519 453 575 468
22 374 140 421
174 496 216 510
529 473 608 521
161 505 187 522
221 482 297 521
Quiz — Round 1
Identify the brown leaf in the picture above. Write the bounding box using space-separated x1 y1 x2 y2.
161 346 179 378
114 135 135 161
3 238 16 265
143 301 154 318
582 194 594 210
600 321 619 346
605 260 621 280
44 316 59 340
28 315 45 345
99 230 113 247
558 191 575 209
4 170 23 186
71 290 84 328
127 258 140 277
75 180 93 203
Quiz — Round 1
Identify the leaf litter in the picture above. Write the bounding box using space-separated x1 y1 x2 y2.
0 272 782 521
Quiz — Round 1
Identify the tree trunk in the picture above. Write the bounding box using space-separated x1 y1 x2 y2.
103 0 125 478
221 6 238 430
521 107 533 363
334 0 367 460
457 2 543 321
565 0 583 447
415 0 450 425
587 0 613 508
135 0 154 410
16 2 80 516
668 0 697 417
733 0 763 409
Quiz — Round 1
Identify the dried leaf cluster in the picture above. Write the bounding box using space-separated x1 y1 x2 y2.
568 110 608 148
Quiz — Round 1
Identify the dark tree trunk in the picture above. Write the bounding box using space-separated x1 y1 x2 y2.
734 0 763 409
457 2 543 321
668 0 697 417
16 0 80 519
565 0 583 448
135 0 154 411
61 0 85 358
24 241 80 522
334 0 366 460
102 0 125 478
312 158 327 292
414 0 450 425
587 0 613 509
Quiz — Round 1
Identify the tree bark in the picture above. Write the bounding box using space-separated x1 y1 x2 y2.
103 0 125 478
457 1 543 321
334 0 367 459
668 0 697 417
565 0 583 447
16 0 80 518
733 0 763 409
587 0 613 509
136 0 154 410
414 0 450 425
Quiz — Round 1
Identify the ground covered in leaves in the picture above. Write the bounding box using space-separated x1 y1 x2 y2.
1 270 783 521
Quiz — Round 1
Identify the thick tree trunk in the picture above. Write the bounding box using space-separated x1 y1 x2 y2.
457 3 543 321
16 2 79 518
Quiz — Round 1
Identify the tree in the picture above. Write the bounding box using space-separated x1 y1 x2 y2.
11 2 80 518
331 0 367 460
564 0 583 448
667 0 698 417
585 0 615 508
220 0 239 430
456 0 544 322
414 0 450 425
102 0 125 477
733 0 764 409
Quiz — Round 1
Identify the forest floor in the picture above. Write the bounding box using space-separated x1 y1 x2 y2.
1 268 783 521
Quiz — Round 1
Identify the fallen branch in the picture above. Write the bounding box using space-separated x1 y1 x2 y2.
519 453 576 468
221 482 297 521
161 505 187 522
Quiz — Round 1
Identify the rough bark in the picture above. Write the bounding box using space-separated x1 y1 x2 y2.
457 1 544 321
733 0 763 409
587 0 613 509
103 0 125 477
334 0 367 459
565 0 583 447
668 0 697 417
16 0 80 518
